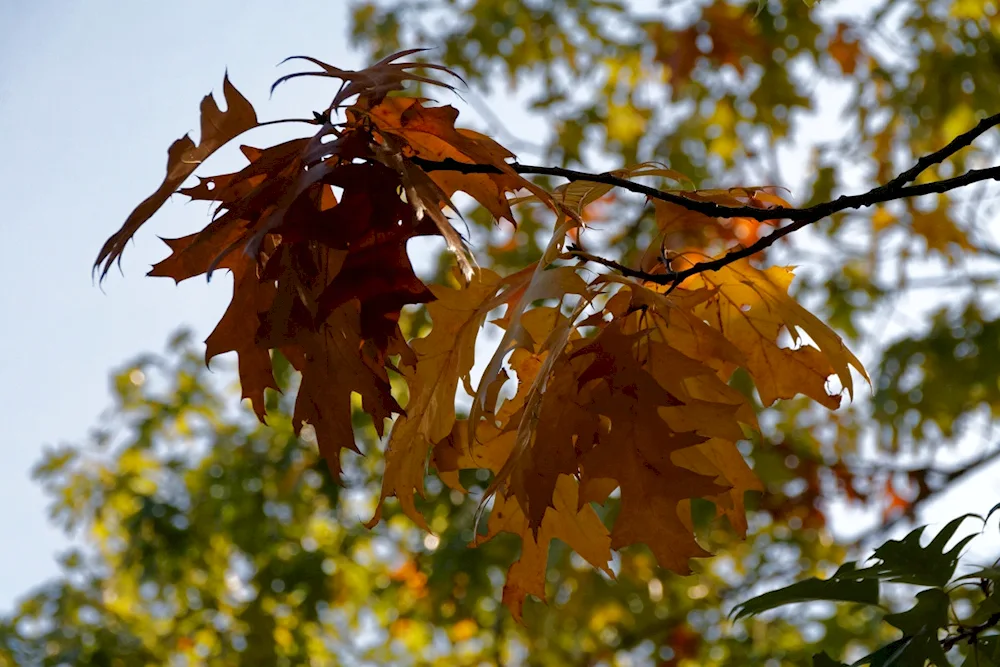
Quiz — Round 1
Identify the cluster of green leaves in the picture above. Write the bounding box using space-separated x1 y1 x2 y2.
736 512 1000 666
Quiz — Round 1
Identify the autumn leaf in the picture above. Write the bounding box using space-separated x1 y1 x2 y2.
908 197 975 262
491 306 598 533
95 49 902 623
572 322 730 571
272 48 464 111
283 303 403 482
94 75 258 280
478 475 613 623
368 270 507 529
828 23 862 75
151 234 279 420
435 417 612 623
649 2 765 95
685 259 869 408
368 97 552 223
469 218 591 440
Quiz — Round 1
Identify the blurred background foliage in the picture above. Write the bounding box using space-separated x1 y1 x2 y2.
5 0 1000 664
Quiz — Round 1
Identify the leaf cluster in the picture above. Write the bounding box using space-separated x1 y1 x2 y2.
94 49 871 619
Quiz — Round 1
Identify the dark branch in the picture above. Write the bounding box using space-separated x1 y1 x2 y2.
412 130 1000 225
884 111 1000 190
942 612 1000 652
413 110 1000 286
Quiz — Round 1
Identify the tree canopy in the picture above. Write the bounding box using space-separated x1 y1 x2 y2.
7 1 1000 665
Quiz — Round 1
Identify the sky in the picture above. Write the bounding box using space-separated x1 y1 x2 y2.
0 0 373 609
1 0 998 615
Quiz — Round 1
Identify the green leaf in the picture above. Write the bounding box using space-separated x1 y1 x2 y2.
731 562 880 620
961 635 1000 667
955 567 1000 583
986 502 1000 525
966 593 1000 626
883 589 951 666
852 637 914 667
863 514 979 587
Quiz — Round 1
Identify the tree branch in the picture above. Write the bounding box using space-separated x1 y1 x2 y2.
413 112 1000 224
412 111 1000 287
884 111 1000 190
942 612 1000 652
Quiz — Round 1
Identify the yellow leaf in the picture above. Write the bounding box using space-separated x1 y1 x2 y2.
450 619 478 642
687 259 869 407
367 269 506 529
872 206 896 232
607 103 647 146
910 199 975 261
476 474 613 623
469 219 591 438
941 105 977 148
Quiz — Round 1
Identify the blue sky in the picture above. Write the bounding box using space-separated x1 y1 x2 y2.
0 0 370 608
2 0 998 615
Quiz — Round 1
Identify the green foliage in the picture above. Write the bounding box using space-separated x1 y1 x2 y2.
876 307 1000 449
734 516 1000 666
732 562 880 620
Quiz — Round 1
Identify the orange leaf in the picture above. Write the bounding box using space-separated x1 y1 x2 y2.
368 270 507 529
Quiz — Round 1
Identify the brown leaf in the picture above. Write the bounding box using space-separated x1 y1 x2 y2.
828 23 862 75
272 49 463 110
369 97 554 224
478 475 613 623
283 303 401 482
150 234 278 420
95 75 258 279
572 323 728 572
470 219 590 438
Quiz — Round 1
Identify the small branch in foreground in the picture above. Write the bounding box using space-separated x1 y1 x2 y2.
884 111 1000 190
415 157 1000 224
412 107 1000 226
942 612 1000 652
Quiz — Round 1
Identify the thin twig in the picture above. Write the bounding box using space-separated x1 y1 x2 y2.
942 612 1000 651
883 111 1000 190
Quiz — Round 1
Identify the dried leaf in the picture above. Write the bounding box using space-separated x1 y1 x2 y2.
95 75 258 279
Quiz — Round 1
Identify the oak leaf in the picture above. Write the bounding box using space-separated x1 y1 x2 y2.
572 322 730 571
368 97 551 224
151 234 278 420
685 259 869 408
368 270 507 529
94 75 258 279
434 414 612 624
